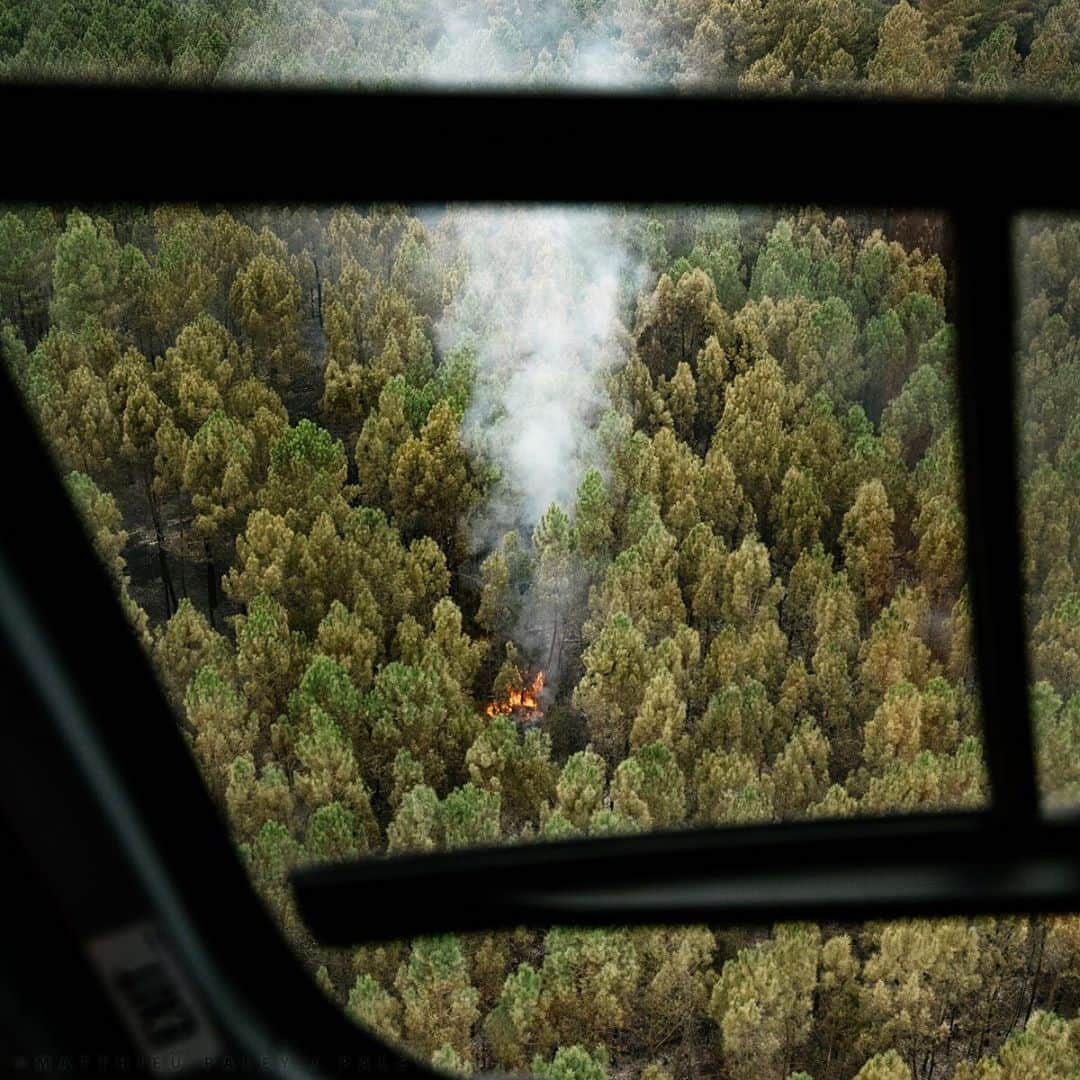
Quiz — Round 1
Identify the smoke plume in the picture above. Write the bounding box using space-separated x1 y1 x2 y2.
438 206 646 548
217 0 652 90
416 3 648 89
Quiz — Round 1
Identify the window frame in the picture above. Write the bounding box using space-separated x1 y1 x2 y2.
2 79 1079 1069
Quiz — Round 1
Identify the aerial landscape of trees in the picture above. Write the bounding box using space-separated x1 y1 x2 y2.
3 195 1079 1078
5 2 1080 1074
0 0 1079 94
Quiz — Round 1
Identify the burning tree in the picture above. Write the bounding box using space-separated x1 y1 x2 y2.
486 669 545 724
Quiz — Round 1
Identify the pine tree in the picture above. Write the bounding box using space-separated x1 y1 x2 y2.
969 22 1021 92
182 410 257 617
184 666 257 800
387 784 441 854
859 919 983 1078
229 252 309 387
693 747 775 826
315 598 380 697
713 356 792 524
347 973 402 1045
634 267 725 381
1023 0 1080 95
389 399 476 558
531 1045 610 1080
355 377 412 512
538 929 639 1051
841 479 896 615
574 468 615 560
635 926 716 1058
437 782 501 848
852 1050 912 1080
660 360 698 442
630 668 688 757
773 466 829 571
224 755 294 843
610 741 687 828
709 923 821 1080
554 748 607 830
466 716 556 830
394 936 479 1064
766 718 831 819
153 597 233 709
485 963 543 1072
867 2 961 95
50 211 123 331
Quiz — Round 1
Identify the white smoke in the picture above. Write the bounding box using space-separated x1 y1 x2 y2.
416 5 650 89
216 0 653 90
438 206 646 546
571 39 649 89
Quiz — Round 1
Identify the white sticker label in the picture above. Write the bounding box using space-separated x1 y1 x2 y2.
86 921 222 1071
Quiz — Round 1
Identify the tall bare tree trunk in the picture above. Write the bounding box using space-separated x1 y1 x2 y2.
1024 922 1047 1026
204 541 218 629
143 468 177 618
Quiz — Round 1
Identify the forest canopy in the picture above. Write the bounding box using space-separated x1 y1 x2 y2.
0 0 1079 95
3 201 1079 1078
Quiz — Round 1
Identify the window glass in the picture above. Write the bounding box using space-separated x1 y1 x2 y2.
0 2 1077 97
1016 214 1080 812
3 200 994 1071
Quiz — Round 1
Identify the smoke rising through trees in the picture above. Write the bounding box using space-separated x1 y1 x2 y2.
442 207 642 540
4 195 1080 1079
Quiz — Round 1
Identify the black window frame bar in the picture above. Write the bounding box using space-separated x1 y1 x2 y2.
0 84 1077 953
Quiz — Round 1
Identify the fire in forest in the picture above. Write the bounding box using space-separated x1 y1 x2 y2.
485 670 545 722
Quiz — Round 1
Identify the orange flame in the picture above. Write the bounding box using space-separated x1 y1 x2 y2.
486 670 545 718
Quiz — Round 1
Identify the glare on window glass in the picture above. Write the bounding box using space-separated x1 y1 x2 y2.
1 200 1010 1077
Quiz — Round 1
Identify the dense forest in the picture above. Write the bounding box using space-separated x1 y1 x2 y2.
2 200 1079 1080
0 0 1079 93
